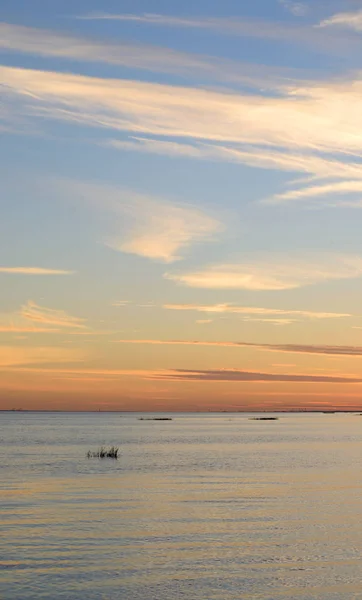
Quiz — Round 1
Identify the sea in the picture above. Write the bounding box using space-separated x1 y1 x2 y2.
2 411 362 600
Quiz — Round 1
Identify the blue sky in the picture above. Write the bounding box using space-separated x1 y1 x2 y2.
2 0 362 411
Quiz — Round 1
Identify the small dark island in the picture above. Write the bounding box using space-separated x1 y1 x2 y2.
138 417 173 421
248 417 279 421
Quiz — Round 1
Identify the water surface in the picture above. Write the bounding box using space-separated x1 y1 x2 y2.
2 412 362 599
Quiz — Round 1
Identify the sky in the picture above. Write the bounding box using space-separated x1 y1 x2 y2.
3 0 362 411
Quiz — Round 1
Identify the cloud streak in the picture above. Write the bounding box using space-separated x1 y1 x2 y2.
3 64 362 208
20 301 86 329
279 1 308 17
0 267 74 275
165 254 362 290
0 301 87 333
110 198 221 263
0 21 308 89
3 65 362 156
76 12 362 57
115 338 362 357
57 179 221 263
108 136 362 206
0 345 85 367
319 10 362 31
153 368 362 384
164 303 352 320
2 363 361 384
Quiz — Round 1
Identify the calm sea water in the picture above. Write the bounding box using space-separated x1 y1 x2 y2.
2 412 362 599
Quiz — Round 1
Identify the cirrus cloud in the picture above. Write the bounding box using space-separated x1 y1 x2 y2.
164 303 352 320
114 338 362 357
152 368 362 384
165 254 362 290
0 301 87 333
0 345 85 367
55 179 222 263
319 10 362 32
0 267 74 275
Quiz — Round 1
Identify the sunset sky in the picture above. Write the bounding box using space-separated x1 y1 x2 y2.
3 0 362 411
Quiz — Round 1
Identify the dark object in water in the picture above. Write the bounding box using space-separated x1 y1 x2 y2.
249 417 279 421
87 446 119 459
138 417 172 421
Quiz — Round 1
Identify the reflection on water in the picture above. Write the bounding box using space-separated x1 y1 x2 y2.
2 412 362 599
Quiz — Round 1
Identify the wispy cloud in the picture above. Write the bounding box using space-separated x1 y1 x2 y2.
319 10 362 31
110 199 221 263
279 1 308 17
58 180 221 263
152 368 362 384
3 364 362 384
20 301 86 329
164 303 352 319
76 12 362 57
4 65 362 208
108 136 362 206
0 345 85 366
115 338 362 357
1 365 164 377
268 180 362 204
0 301 87 333
165 254 362 290
0 267 74 275
2 65 362 155
239 317 296 325
112 300 131 307
0 22 304 88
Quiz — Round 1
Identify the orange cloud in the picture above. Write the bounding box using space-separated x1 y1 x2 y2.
0 267 74 275
0 346 85 367
164 303 352 320
0 301 89 334
165 254 362 290
151 368 362 384
115 338 362 357
20 301 86 329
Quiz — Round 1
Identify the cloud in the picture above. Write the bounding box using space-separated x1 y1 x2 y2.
165 254 362 290
76 12 362 57
112 300 131 307
115 338 362 357
319 10 362 31
0 345 84 366
57 179 221 263
268 180 362 204
108 136 362 188
108 137 362 207
240 317 296 325
3 363 361 384
20 301 86 329
0 21 305 89
279 1 308 17
1 365 164 377
110 199 221 263
4 66 362 208
0 267 74 275
152 368 362 384
2 65 362 155
0 301 87 333
164 303 352 319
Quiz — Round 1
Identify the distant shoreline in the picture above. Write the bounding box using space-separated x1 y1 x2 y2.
1 410 361 414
